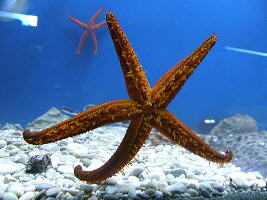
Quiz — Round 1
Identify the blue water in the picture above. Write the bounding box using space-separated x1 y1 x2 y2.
1 0 267 132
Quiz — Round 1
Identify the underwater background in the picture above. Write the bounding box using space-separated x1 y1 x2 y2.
1 0 267 132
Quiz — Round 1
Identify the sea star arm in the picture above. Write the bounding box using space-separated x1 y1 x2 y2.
151 35 217 109
92 20 106 30
74 115 152 183
151 110 233 164
106 12 151 105
76 31 89 54
23 100 142 145
67 14 88 30
87 30 97 55
88 7 104 25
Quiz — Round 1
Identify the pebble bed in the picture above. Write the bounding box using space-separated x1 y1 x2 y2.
0 125 267 200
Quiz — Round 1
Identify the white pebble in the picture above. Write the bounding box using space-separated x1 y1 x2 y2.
18 192 35 200
3 192 18 200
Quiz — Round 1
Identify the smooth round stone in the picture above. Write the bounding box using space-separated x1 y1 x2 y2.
170 168 187 178
103 194 118 200
80 158 92 166
200 188 210 198
45 168 57 180
127 188 136 198
62 188 80 196
231 176 246 188
144 189 156 196
35 182 55 190
144 179 158 191
166 174 175 184
187 183 199 191
128 166 145 177
158 181 168 191
127 176 140 187
256 179 266 188
63 174 76 181
166 182 187 194
23 185 35 193
8 183 24 197
0 183 9 193
66 143 89 157
19 192 35 200
45 187 60 197
147 170 166 181
136 192 150 199
0 174 5 183
0 163 20 175
2 192 18 200
186 188 198 197
15 157 27 165
40 143 59 152
0 140 7 148
88 196 98 200
57 165 74 174
79 184 94 193
154 191 163 197
105 186 119 195
104 178 117 186
199 181 212 191
119 183 135 194
215 184 225 192
182 193 191 198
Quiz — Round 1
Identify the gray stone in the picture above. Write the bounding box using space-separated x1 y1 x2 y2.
26 107 69 131
200 188 210 198
19 192 35 200
204 114 267 178
215 184 225 192
40 143 59 152
0 123 23 131
144 189 156 196
166 182 186 194
104 178 117 186
80 184 94 193
210 114 258 135
105 186 119 195
2 192 18 200
136 192 150 199
170 168 187 178
0 163 21 175
35 182 55 190
103 195 118 200
186 188 198 197
46 187 60 197
0 140 7 148
129 166 145 177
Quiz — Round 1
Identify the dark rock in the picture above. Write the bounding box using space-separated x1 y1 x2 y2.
26 154 52 174
144 189 156 196
200 188 210 198
103 194 118 200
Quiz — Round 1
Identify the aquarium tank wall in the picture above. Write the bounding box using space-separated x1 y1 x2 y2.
0 0 266 199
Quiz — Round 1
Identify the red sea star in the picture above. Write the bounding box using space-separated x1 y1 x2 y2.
67 7 106 55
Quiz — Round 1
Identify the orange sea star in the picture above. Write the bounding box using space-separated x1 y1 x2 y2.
23 12 233 184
